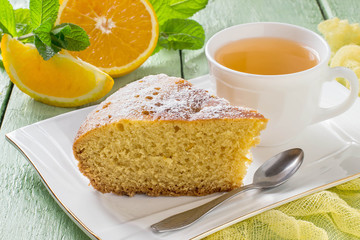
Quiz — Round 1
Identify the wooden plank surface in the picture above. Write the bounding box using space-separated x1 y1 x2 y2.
0 44 180 240
0 1 181 239
0 0 341 239
318 0 360 21
0 68 12 126
0 0 27 126
183 0 325 80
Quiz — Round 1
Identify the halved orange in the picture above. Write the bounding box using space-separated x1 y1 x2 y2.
56 0 159 77
1 34 114 107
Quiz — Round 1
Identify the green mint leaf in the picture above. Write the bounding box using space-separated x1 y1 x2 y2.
0 0 16 36
14 8 33 38
33 18 54 46
30 0 59 29
149 0 208 25
34 35 61 60
51 24 71 35
159 18 205 50
14 8 31 25
51 23 90 51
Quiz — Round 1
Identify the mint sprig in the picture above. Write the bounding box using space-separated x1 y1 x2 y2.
14 9 33 42
149 0 208 53
33 17 54 46
34 35 61 60
51 23 90 51
30 0 59 29
0 0 90 61
150 0 208 25
0 0 16 37
158 18 205 50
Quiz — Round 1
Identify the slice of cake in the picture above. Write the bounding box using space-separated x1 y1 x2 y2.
73 74 267 196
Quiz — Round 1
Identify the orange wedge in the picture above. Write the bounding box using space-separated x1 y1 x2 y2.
56 0 159 77
1 34 114 107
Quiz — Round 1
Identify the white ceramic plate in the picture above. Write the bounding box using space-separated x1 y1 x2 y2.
6 75 360 240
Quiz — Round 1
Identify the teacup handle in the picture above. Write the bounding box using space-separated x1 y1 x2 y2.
312 67 359 124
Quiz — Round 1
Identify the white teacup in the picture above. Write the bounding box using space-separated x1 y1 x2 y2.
205 22 359 146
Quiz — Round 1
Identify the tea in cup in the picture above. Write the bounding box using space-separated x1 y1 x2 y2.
205 22 359 146
215 37 319 75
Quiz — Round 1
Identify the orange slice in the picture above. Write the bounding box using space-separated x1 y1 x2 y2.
56 0 159 77
1 34 114 107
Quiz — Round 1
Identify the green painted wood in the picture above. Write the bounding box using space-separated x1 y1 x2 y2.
0 0 182 238
0 68 12 126
0 87 91 240
0 51 180 240
0 0 26 126
318 0 360 21
183 0 325 80
0 0 340 239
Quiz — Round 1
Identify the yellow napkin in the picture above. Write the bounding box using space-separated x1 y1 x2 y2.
318 17 360 96
318 17 360 56
205 19 360 239
205 178 360 240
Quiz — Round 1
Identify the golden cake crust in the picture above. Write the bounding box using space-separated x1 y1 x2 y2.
75 74 265 142
73 74 267 196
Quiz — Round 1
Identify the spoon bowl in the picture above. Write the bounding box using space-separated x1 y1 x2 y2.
151 148 304 232
253 148 304 188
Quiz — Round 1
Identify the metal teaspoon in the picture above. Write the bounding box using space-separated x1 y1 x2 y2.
151 148 304 232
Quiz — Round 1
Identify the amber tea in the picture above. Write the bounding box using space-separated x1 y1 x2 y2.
215 37 319 75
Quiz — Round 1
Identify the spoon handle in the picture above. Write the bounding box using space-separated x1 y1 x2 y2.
151 183 256 232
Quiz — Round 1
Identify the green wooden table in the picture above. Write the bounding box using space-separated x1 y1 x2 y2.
1 0 359 239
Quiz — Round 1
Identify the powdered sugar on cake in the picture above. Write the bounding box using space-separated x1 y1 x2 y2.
77 74 265 134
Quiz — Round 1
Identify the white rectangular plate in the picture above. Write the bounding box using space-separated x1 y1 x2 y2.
6 75 360 240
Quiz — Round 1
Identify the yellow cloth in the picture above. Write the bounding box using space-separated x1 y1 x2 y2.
205 19 360 239
317 18 360 56
205 178 360 240
318 17 360 96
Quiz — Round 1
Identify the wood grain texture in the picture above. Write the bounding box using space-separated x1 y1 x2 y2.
0 87 91 240
0 0 28 126
182 0 324 80
0 68 12 126
318 0 360 21
1 1 182 238
1 0 342 239
0 48 180 240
